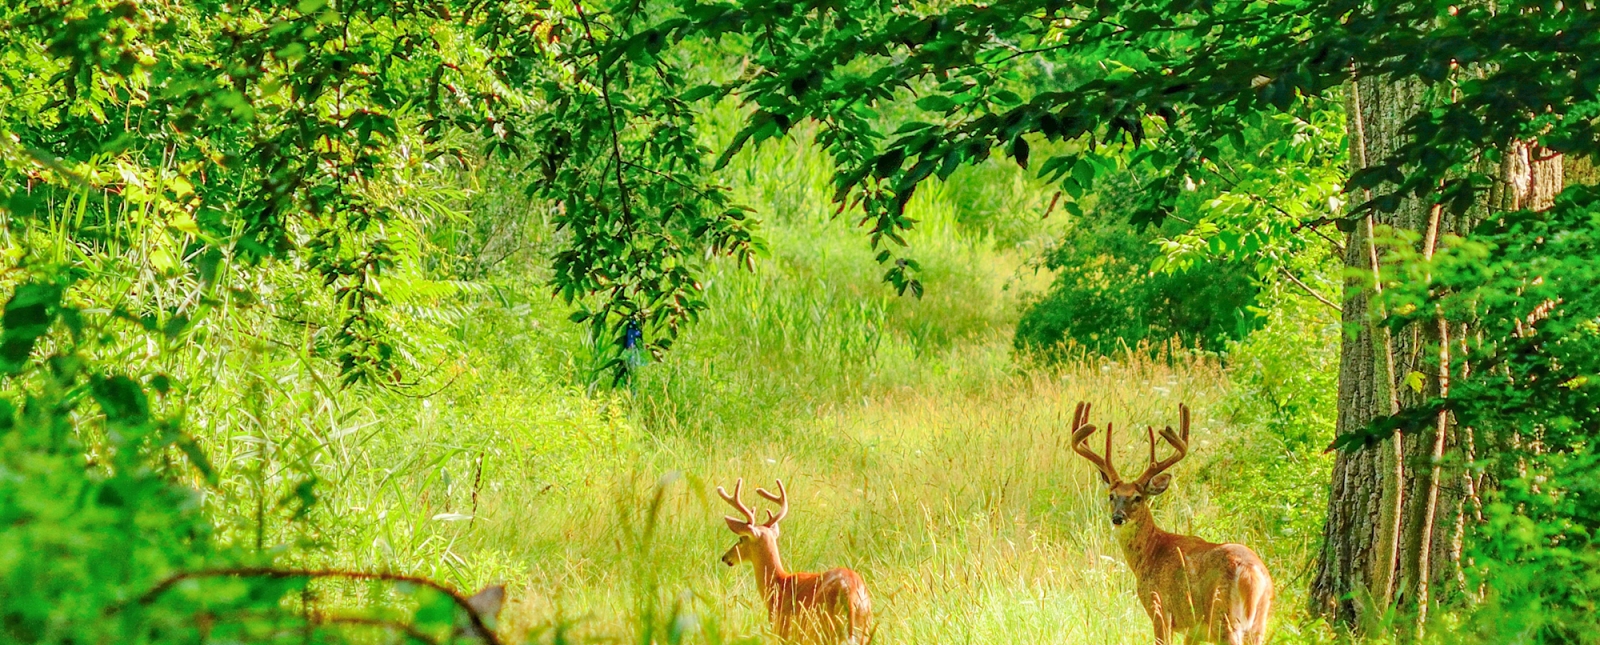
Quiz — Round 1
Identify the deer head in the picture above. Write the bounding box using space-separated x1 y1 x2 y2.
1069 401 1190 526
717 478 789 566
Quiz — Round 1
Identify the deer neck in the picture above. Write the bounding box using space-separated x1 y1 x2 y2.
1113 505 1167 573
750 536 791 604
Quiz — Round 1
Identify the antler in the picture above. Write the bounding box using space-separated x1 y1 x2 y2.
1135 403 1190 486
717 478 758 526
755 479 789 527
1069 401 1120 484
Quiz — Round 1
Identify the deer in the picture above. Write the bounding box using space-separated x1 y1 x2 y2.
717 478 873 645
1068 402 1273 645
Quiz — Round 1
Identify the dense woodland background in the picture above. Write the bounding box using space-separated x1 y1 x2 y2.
1 1 1597 643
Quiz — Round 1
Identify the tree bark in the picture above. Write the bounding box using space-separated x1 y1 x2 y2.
1308 70 1563 628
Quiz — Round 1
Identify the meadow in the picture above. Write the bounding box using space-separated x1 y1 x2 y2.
193 126 1341 644
6 4 1596 643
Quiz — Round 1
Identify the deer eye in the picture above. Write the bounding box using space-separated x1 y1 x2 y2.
1133 495 1143 503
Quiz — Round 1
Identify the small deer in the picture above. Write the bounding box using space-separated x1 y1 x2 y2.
717 478 872 644
1069 402 1273 645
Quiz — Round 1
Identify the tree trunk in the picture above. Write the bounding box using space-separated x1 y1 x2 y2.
1309 70 1563 628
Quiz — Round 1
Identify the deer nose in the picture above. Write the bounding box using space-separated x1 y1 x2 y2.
1112 515 1126 526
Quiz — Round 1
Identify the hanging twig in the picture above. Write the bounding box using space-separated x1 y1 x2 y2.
1276 265 1341 312
572 0 635 228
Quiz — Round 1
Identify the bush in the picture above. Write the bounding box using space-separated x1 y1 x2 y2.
1015 174 1262 357
1206 284 1340 562
1376 187 1600 642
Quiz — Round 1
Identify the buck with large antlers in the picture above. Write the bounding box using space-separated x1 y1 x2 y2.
717 479 872 644
1069 402 1273 645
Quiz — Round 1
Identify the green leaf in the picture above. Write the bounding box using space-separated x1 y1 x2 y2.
1011 137 1030 169
874 149 905 178
1404 370 1426 393
177 436 217 483
1071 157 1096 189
0 282 62 374
1062 177 1084 200
713 115 770 171
414 589 459 628
915 95 956 112
679 84 721 102
92 375 150 427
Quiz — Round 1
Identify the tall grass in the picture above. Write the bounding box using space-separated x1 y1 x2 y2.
147 111 1336 643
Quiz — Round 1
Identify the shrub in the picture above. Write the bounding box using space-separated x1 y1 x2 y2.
1015 174 1262 358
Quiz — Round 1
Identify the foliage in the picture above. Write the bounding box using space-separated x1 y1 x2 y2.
0 275 214 644
4 0 1599 641
0 1 555 639
0 263 509 643
1207 280 1342 563
570 0 1597 634
1154 106 1347 281
598 0 1593 286
1016 171 1263 357
0 0 520 385
1015 102 1343 360
522 2 762 382
1374 185 1600 642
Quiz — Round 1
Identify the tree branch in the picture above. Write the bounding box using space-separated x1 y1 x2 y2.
573 0 634 229
1277 265 1341 313
120 568 502 645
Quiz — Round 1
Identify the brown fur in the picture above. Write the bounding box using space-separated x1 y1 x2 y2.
1071 403 1273 644
1113 491 1273 644
720 480 872 645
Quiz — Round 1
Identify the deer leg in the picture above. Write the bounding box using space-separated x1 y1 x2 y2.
1154 616 1175 645
1222 592 1249 645
1144 593 1174 645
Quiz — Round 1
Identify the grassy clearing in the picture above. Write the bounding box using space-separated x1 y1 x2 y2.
184 122 1334 644
614 357 1239 645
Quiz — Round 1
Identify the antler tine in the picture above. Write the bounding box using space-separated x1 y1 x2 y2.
1106 422 1120 482
1181 403 1191 442
755 479 788 526
1069 402 1120 483
1147 425 1157 465
1135 405 1191 485
716 478 757 526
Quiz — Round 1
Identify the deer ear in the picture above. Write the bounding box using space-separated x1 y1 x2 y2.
1145 473 1174 495
466 584 505 622
725 516 755 535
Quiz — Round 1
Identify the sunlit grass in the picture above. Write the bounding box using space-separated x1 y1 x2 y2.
181 118 1332 644
332 348 1296 645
